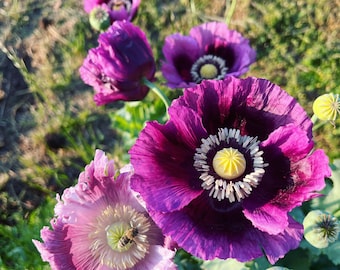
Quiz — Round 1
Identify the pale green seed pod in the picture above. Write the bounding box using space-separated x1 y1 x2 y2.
303 210 339 249
89 7 111 32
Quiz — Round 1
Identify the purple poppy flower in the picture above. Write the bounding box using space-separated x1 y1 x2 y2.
161 22 256 88
129 77 331 264
84 0 141 22
79 21 156 105
33 150 176 270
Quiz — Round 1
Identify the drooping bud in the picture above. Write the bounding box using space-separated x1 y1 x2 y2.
313 93 339 122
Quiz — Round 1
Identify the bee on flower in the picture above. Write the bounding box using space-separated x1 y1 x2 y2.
33 150 176 270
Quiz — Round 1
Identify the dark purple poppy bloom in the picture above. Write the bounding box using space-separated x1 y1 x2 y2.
129 77 331 263
84 0 141 22
79 20 156 105
161 22 256 88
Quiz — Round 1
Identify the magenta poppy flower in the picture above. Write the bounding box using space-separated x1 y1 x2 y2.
84 0 141 22
129 77 331 264
79 21 156 105
161 22 256 88
33 150 176 270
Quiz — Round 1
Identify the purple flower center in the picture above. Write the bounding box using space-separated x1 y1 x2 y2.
108 0 132 11
193 128 268 202
190 54 228 83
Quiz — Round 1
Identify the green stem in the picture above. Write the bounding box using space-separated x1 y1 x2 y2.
311 114 328 131
313 122 328 132
333 209 340 219
225 0 237 25
189 0 196 14
142 77 171 111
311 114 318 125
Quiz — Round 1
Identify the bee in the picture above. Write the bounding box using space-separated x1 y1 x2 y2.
118 226 139 248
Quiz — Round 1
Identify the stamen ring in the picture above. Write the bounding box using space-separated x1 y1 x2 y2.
193 128 268 202
190 54 228 83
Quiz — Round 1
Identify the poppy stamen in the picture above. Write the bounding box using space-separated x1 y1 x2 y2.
190 54 228 83
194 127 268 202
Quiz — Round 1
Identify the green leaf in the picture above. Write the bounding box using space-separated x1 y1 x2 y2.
174 249 203 270
324 240 340 265
202 258 249 270
246 256 271 270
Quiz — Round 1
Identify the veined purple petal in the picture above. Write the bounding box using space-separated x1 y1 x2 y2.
161 34 201 88
179 78 312 140
243 124 330 234
242 124 313 234
149 205 303 263
83 0 141 22
33 219 73 270
130 120 204 212
130 76 330 263
161 22 256 88
79 21 155 105
258 216 303 264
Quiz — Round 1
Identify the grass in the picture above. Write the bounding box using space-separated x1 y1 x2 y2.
0 0 339 269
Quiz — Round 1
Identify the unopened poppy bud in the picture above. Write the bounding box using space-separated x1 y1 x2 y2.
312 93 339 122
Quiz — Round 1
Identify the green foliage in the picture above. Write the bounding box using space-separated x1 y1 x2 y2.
202 258 248 270
0 197 54 270
244 0 340 158
174 249 203 270
110 93 168 162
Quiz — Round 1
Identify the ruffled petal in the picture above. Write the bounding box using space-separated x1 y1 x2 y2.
161 34 201 87
180 77 312 140
130 120 204 212
190 22 256 75
259 216 303 264
33 219 74 270
132 245 176 270
149 206 302 264
243 125 329 234
245 78 312 139
189 22 232 54
168 101 208 150
79 21 155 104
93 149 115 182
178 78 251 134
162 34 200 66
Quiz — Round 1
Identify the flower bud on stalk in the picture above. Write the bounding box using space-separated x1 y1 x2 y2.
313 93 340 125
